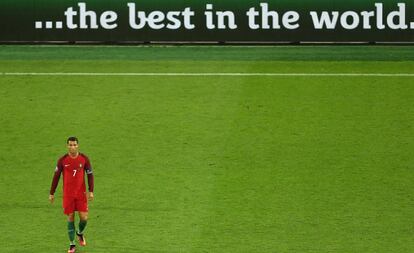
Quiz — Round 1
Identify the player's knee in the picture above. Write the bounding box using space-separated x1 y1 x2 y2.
67 213 75 221
80 213 88 221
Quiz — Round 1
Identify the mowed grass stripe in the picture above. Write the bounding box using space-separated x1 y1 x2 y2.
1 45 414 61
2 72 414 77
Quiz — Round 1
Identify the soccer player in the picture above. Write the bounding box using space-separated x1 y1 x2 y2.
49 137 94 253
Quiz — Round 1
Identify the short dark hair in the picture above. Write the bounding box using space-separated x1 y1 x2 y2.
67 136 79 144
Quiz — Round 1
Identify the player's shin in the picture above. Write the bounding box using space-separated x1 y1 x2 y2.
67 221 76 245
78 220 87 234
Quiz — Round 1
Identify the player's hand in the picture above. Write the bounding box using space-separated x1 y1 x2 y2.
49 194 55 204
88 192 94 201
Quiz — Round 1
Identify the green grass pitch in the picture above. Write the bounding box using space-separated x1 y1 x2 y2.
0 45 413 253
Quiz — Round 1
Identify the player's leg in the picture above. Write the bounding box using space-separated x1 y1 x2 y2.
78 211 88 234
77 212 88 237
67 213 76 252
64 198 77 253
75 196 89 246
76 212 88 246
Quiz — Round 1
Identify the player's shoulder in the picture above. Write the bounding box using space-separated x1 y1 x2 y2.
79 153 90 161
57 154 69 163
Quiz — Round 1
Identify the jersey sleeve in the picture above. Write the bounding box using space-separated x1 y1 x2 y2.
84 156 93 175
50 159 63 195
84 155 94 192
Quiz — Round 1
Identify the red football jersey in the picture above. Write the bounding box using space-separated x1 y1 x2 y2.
50 153 94 198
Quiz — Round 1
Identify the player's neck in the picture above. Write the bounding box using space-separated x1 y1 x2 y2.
68 152 79 158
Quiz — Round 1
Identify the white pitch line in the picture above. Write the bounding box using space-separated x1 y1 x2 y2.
1 72 414 77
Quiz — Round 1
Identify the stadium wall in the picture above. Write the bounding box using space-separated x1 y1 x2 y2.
1 0 414 43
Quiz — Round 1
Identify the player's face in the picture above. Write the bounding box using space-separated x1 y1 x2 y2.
67 141 79 156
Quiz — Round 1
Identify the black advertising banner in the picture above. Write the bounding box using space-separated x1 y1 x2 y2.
1 0 414 42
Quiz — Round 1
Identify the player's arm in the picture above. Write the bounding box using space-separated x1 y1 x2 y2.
49 162 63 203
85 157 94 201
